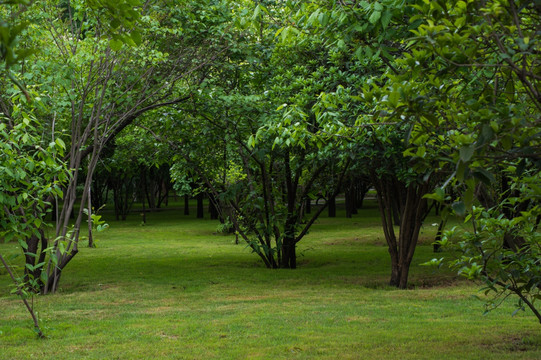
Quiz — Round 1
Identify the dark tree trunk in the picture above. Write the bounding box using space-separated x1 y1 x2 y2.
208 192 219 220
91 171 109 210
144 167 157 211
372 173 430 289
155 166 171 209
350 188 358 215
281 151 298 269
345 186 354 218
328 195 336 217
356 180 371 209
281 237 297 269
197 192 204 219
305 198 311 214
24 229 47 291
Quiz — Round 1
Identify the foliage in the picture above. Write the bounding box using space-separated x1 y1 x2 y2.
392 0 541 322
0 0 237 293
0 102 69 337
441 204 541 321
0 108 67 242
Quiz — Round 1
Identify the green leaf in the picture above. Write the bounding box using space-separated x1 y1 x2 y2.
459 144 475 163
59 242 66 255
130 30 142 46
252 4 261 20
472 168 495 185
369 11 381 24
18 239 29 250
423 187 445 202
452 201 466 217
110 39 123 51
55 138 66 150
477 124 494 146
381 10 392 29
110 18 121 29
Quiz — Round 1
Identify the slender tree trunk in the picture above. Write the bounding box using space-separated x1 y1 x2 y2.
208 192 219 220
0 254 45 338
197 192 204 219
345 186 353 218
281 151 298 269
88 186 94 248
350 183 358 215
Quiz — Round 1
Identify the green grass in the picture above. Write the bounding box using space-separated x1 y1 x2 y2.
1 202 540 359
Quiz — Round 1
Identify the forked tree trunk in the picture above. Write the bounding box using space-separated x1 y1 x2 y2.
281 237 297 269
372 173 430 289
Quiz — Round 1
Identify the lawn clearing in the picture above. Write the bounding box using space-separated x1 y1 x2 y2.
1 202 540 359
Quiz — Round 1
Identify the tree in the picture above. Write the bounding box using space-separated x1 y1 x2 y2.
144 0 355 269
0 105 68 337
383 0 541 321
282 0 439 288
1 0 237 294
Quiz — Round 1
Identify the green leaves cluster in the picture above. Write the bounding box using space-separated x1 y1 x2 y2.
0 109 68 243
394 0 541 321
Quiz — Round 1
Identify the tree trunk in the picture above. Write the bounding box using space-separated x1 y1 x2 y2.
328 195 336 217
345 186 354 218
88 186 94 248
23 229 47 291
112 174 135 221
208 192 219 220
356 180 370 209
197 192 204 219
0 254 45 338
141 188 147 224
372 172 430 289
281 237 297 269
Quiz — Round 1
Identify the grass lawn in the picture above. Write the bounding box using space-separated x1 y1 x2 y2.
1 201 540 359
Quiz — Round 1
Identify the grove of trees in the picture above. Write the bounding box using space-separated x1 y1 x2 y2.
1 0 540 330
